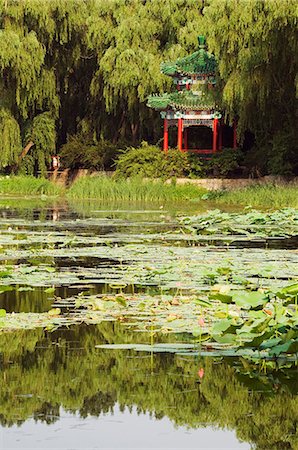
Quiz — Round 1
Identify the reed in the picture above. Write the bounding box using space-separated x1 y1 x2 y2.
67 175 207 202
0 176 64 196
213 184 298 209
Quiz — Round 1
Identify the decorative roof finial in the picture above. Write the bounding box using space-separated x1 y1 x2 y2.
198 35 206 49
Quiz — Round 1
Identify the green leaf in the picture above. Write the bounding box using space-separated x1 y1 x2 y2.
0 271 12 278
114 296 127 307
260 337 282 350
44 287 55 293
277 283 298 299
0 285 14 293
209 293 233 303
212 333 237 345
212 319 232 334
268 341 293 356
233 291 267 309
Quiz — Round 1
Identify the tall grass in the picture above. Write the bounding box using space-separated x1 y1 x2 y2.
67 175 207 202
0 176 64 196
213 184 298 209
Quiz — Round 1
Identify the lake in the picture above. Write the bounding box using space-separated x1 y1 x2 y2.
0 199 297 450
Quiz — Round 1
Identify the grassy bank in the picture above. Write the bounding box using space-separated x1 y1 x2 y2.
0 175 297 210
0 176 64 196
67 175 206 202
212 184 298 209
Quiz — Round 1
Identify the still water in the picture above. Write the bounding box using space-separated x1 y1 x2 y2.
2 408 250 449
0 200 296 450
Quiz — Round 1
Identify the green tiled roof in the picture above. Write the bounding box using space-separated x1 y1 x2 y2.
161 37 216 77
147 89 216 111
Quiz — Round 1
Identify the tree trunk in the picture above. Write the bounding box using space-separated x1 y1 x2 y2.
131 123 138 145
112 111 126 144
18 141 34 162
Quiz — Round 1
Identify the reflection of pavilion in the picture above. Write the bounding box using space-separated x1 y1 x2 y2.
147 36 237 154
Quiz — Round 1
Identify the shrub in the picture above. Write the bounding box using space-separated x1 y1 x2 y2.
114 142 189 178
206 148 244 177
267 129 298 176
187 153 206 178
59 133 119 171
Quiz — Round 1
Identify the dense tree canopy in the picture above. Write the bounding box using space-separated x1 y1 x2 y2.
204 0 298 174
0 0 297 175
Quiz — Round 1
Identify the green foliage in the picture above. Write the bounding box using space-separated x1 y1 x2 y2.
204 0 298 172
206 148 244 177
0 0 296 176
67 175 206 202
0 175 63 196
212 184 298 209
267 129 298 176
187 154 205 178
182 208 298 238
0 108 21 167
165 148 191 178
21 112 56 176
115 143 164 178
59 133 119 171
115 142 189 179
186 150 244 179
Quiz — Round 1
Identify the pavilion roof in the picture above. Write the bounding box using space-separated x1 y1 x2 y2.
161 36 217 77
147 89 217 111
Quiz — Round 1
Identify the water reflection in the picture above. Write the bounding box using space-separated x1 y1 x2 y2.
0 324 297 450
0 201 297 449
3 406 250 449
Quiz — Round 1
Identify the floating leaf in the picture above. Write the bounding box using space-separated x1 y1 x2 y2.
260 337 282 350
233 291 267 309
44 287 55 293
212 319 232 334
47 308 61 316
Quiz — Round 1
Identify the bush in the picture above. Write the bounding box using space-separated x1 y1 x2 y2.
59 133 120 171
267 129 298 176
205 148 244 177
114 142 189 179
187 153 206 178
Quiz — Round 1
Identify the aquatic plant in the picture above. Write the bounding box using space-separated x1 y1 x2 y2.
181 208 298 238
208 184 298 209
67 175 206 202
0 281 296 361
0 176 63 196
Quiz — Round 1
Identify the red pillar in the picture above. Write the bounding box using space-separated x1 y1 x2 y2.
177 118 183 151
219 120 223 151
183 127 188 151
163 119 168 153
212 118 218 153
233 119 237 149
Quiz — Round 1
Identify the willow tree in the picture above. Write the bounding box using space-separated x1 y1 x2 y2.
0 0 93 174
88 0 206 144
0 108 22 168
204 0 298 174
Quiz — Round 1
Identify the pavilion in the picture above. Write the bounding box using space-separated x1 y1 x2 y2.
147 36 237 153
